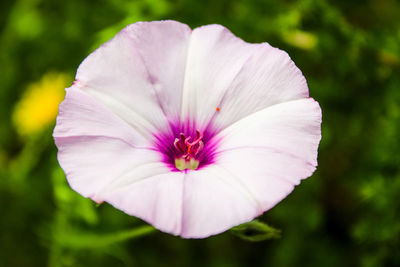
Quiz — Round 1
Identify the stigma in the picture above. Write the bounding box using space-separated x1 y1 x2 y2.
174 130 204 170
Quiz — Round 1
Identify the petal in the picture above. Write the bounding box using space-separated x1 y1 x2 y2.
75 21 191 134
55 136 162 201
53 86 150 146
181 24 308 132
102 171 185 236
210 43 309 132
213 98 321 212
180 166 260 238
181 24 255 128
125 21 192 121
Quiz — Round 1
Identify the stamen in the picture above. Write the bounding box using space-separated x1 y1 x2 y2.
173 130 205 170
174 138 183 153
195 141 204 156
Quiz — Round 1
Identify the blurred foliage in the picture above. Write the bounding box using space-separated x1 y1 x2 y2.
0 0 400 266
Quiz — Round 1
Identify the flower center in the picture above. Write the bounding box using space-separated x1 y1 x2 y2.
173 130 204 170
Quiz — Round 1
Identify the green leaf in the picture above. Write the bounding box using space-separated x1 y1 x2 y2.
230 220 281 242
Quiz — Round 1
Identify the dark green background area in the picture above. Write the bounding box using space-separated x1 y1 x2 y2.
1 0 399 266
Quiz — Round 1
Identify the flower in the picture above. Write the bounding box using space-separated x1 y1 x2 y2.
53 20 322 238
13 72 68 136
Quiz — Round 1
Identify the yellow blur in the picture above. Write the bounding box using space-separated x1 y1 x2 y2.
12 73 70 136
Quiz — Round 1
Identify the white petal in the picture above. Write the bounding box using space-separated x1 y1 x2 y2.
181 24 255 128
210 43 309 131
212 98 322 211
181 24 308 132
180 166 260 238
54 86 150 146
55 136 162 201
102 171 185 236
75 21 191 134
125 21 191 121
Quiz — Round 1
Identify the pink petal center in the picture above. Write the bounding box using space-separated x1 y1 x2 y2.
154 123 219 172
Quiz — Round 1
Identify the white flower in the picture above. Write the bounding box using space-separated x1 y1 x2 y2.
54 20 322 238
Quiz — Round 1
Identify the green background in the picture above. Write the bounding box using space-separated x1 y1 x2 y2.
1 0 399 266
